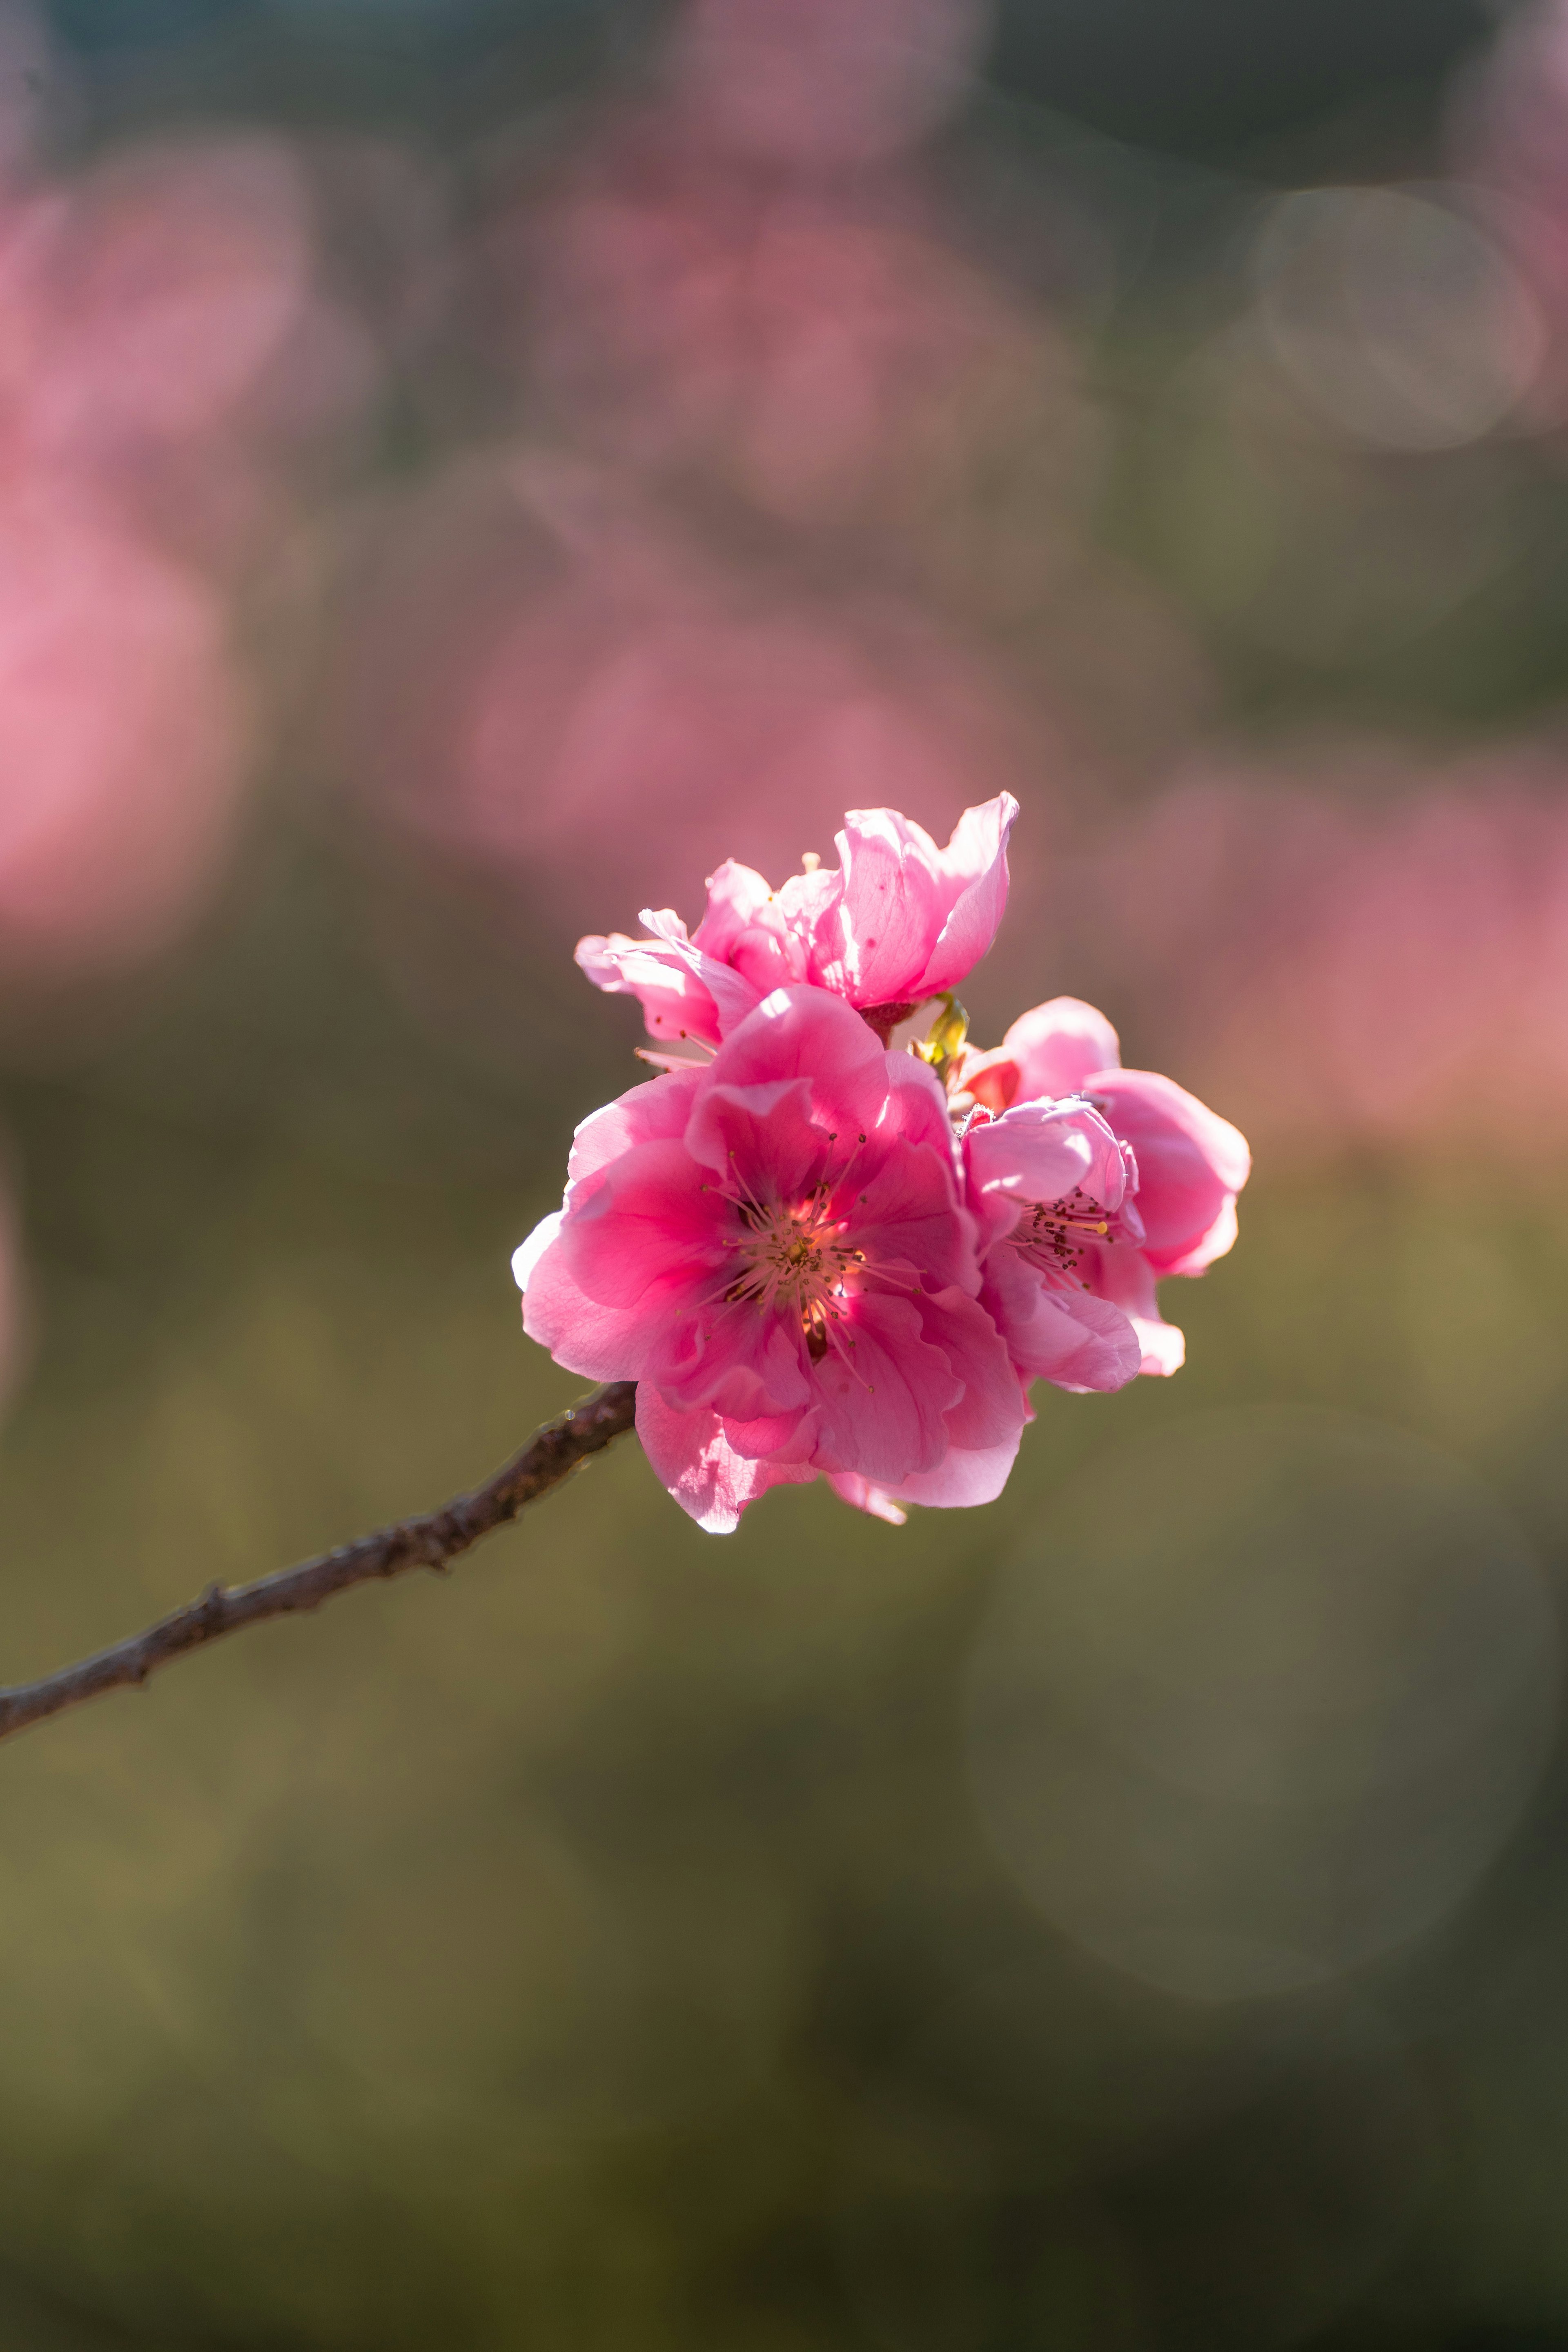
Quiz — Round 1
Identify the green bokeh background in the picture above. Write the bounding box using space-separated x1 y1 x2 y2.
2 3 1567 2346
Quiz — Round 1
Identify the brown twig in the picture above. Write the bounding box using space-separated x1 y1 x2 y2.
0 1380 639 1748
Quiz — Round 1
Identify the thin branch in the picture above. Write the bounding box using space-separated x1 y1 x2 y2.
0 1380 639 1748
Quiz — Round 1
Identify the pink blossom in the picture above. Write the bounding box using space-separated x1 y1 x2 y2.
962 1096 1144 1394
962 998 1251 1379
514 984 1024 1531
578 792 1018 1046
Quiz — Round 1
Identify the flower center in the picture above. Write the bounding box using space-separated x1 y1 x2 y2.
1015 1185 1118 1287
725 1197 863 1359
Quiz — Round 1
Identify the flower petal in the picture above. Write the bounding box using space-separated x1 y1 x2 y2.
708 981 885 1094
918 791 1019 997
575 929 724 1047
964 995 1122 1111
982 1247 1141 1393
692 858 813 994
828 793 1017 1007
640 906 767 1038
524 1138 728 1378
568 1065 706 1187
683 1074 826 1198
882 1431 1022 1509
826 1473 908 1525
829 806 950 1007
914 1284 1027 1452
1082 1243 1187 1376
650 1297 813 1421
854 1139 980 1296
636 1390 815 1533
964 1098 1127 1215
511 1209 563 1297
1090 1069 1250 1274
807 1289 961 1485
880 1046 969 1163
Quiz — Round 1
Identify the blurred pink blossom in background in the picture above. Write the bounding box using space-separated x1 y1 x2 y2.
430 570 1028 931
1068 751 1568 1161
666 0 989 169
515 132 1053 530
1451 0 1568 428
0 131 363 568
486 0 1098 602
0 493 245 981
0 82 371 988
340 0 1113 972
343 466 1040 938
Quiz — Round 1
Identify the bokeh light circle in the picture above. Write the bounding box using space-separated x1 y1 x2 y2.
966 1407 1559 2001
1254 186 1544 450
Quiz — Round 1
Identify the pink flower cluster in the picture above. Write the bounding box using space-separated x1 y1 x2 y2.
514 799 1249 1531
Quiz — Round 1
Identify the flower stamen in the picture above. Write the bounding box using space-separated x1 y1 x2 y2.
1015 1184 1118 1285
722 1195 863 1361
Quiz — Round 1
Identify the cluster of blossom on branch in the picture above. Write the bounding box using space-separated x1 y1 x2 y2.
514 799 1249 1531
